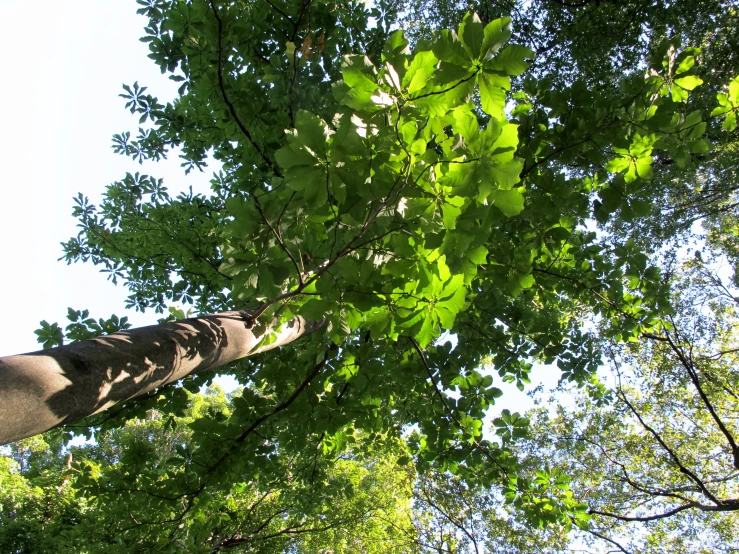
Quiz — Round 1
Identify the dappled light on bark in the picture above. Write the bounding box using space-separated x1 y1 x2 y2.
0 314 322 444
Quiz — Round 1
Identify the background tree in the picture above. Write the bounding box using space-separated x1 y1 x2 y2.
510 257 739 553
409 472 570 553
1 385 422 553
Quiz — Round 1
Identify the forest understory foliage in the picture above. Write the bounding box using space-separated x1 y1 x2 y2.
2 0 739 552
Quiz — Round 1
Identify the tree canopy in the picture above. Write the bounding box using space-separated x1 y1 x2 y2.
2 0 739 551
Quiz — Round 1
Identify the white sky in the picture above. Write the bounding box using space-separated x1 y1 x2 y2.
0 0 212 357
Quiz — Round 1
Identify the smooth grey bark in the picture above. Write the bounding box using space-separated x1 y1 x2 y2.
0 312 323 445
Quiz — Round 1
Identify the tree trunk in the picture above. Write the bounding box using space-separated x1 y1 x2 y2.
0 312 323 445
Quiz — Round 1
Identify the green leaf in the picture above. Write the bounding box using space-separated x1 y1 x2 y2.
336 55 381 110
517 273 535 289
34 320 64 349
688 139 711 153
488 158 524 191
630 199 651 217
298 299 334 320
275 142 317 169
297 111 331 158
467 245 488 264
674 75 702 91
479 72 510 117
404 51 437 94
480 17 512 61
675 55 695 74
671 83 688 102
436 275 467 328
723 112 737 131
295 164 328 207
635 156 653 180
459 12 484 60
417 312 437 348
441 202 462 230
382 30 411 81
452 107 479 143
606 156 630 174
433 61 473 86
411 93 452 116
729 76 739 104
487 122 519 156
487 45 534 76
432 30 471 67
342 55 378 92
490 188 525 216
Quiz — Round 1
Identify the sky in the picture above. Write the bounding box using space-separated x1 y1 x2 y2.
0 0 559 412
0 0 212 357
